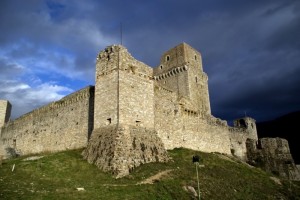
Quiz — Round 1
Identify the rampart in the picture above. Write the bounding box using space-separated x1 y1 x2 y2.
0 86 94 157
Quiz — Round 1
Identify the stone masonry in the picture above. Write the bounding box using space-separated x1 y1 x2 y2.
0 86 94 156
83 45 169 177
246 138 300 180
0 43 298 179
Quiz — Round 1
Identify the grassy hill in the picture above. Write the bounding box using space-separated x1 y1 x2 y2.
0 148 299 200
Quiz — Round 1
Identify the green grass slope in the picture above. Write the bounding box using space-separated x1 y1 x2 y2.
0 148 299 200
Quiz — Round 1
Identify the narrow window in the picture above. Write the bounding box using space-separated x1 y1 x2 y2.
136 120 141 126
239 119 246 128
13 139 16 148
166 55 170 61
160 65 163 69
195 77 198 83
195 55 197 60
107 118 112 125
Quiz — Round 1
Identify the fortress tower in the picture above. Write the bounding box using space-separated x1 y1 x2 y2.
94 45 154 129
0 100 11 129
153 43 211 115
83 45 169 178
234 117 258 141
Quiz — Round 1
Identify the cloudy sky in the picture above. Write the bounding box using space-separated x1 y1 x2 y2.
1 0 299 123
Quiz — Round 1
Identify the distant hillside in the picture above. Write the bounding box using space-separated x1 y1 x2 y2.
0 148 299 199
257 111 300 164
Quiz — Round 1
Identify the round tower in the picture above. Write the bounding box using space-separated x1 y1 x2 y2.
234 117 258 140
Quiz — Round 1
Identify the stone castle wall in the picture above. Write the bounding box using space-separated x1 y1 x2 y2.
0 86 94 157
154 83 232 154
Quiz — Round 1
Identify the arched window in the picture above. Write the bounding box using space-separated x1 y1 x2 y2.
166 55 170 61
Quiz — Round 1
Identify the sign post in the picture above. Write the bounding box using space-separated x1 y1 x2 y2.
193 155 201 200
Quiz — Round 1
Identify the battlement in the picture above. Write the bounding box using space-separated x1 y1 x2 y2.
154 84 174 93
153 65 188 81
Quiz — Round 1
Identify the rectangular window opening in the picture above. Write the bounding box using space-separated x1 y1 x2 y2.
135 120 141 126
13 139 16 148
107 118 112 125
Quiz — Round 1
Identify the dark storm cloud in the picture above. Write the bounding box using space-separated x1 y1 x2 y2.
0 0 112 81
191 0 300 122
0 58 25 78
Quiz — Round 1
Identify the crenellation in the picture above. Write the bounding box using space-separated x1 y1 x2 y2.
155 84 174 93
153 65 188 80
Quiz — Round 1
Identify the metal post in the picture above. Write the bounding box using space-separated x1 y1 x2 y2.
195 162 200 200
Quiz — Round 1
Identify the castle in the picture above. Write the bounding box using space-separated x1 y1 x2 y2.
0 43 299 179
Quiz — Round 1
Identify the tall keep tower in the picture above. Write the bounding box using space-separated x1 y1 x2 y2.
153 43 211 115
0 100 11 128
94 45 154 129
84 45 169 178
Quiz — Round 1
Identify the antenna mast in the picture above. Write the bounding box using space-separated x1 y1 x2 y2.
120 22 123 45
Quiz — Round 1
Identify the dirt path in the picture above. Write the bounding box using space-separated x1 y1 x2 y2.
101 169 173 187
138 169 173 184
